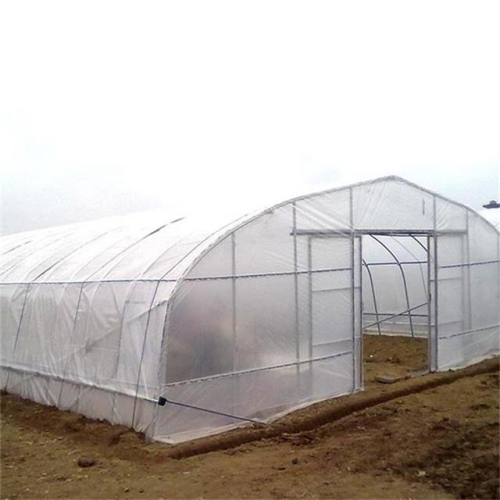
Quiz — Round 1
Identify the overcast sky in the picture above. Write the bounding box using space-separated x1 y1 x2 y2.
1 0 499 235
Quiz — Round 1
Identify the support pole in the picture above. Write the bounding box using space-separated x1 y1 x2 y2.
349 188 356 390
426 235 432 373
431 195 439 372
307 236 313 361
231 233 237 367
363 302 428 330
465 213 472 330
433 233 439 371
358 236 363 390
292 203 300 372
231 232 238 416
362 260 381 335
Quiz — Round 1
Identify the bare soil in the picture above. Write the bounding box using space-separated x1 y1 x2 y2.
1 336 498 500
363 333 428 384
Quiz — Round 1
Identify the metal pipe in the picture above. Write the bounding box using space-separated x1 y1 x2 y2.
426 235 432 373
465 213 472 330
16 259 500 287
392 236 428 295
432 196 439 372
4 364 153 403
358 235 363 390
292 202 300 367
231 233 237 368
349 188 356 391
438 324 500 340
363 302 428 330
231 232 238 417
363 260 428 266
362 259 381 335
162 350 353 388
131 281 162 428
307 236 313 361
293 229 463 237
410 235 429 254
363 311 428 318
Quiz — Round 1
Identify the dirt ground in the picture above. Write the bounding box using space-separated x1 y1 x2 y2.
1 336 499 500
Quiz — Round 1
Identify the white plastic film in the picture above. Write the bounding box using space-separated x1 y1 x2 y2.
1 176 498 443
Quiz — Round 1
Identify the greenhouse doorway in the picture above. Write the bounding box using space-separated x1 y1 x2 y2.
360 232 433 386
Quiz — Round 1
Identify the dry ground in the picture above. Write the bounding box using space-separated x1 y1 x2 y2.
1 336 499 500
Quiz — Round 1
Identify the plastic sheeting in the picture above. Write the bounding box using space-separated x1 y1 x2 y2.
1 176 499 443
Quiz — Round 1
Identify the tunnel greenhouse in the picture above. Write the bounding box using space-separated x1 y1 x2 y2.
1 176 499 443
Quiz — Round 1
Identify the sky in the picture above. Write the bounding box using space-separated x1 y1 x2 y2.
1 0 499 235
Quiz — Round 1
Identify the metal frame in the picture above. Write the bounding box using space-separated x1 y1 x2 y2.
3 176 499 441
293 202 300 368
231 232 237 367
294 229 467 237
349 188 356 391
438 324 500 340
363 302 428 330
357 235 363 390
307 236 313 361
2 259 496 287
362 259 381 335
430 196 438 372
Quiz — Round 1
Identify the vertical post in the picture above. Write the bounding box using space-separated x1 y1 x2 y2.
431 195 439 372
362 261 382 335
231 232 238 415
497 231 500 333
465 213 472 331
231 233 237 362
131 280 162 428
497 231 500 331
307 236 313 361
292 202 300 367
231 233 237 368
349 188 356 391
426 235 432 373
432 234 439 371
358 235 363 390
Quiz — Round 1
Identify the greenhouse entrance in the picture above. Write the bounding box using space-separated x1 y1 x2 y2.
360 232 433 385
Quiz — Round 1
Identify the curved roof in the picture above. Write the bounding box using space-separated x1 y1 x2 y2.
0 207 257 285
1 175 497 286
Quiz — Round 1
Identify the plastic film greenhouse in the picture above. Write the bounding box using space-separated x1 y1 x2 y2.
1 176 499 443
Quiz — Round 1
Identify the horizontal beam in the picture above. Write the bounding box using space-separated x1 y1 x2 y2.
364 260 427 267
164 350 352 388
439 259 500 270
363 302 428 330
1 364 152 403
294 229 465 237
439 324 500 340
363 311 428 318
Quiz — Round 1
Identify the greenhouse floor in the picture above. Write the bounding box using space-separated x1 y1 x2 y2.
1 349 498 499
363 333 428 385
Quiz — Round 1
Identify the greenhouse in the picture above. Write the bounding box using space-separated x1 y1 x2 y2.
1 176 499 443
